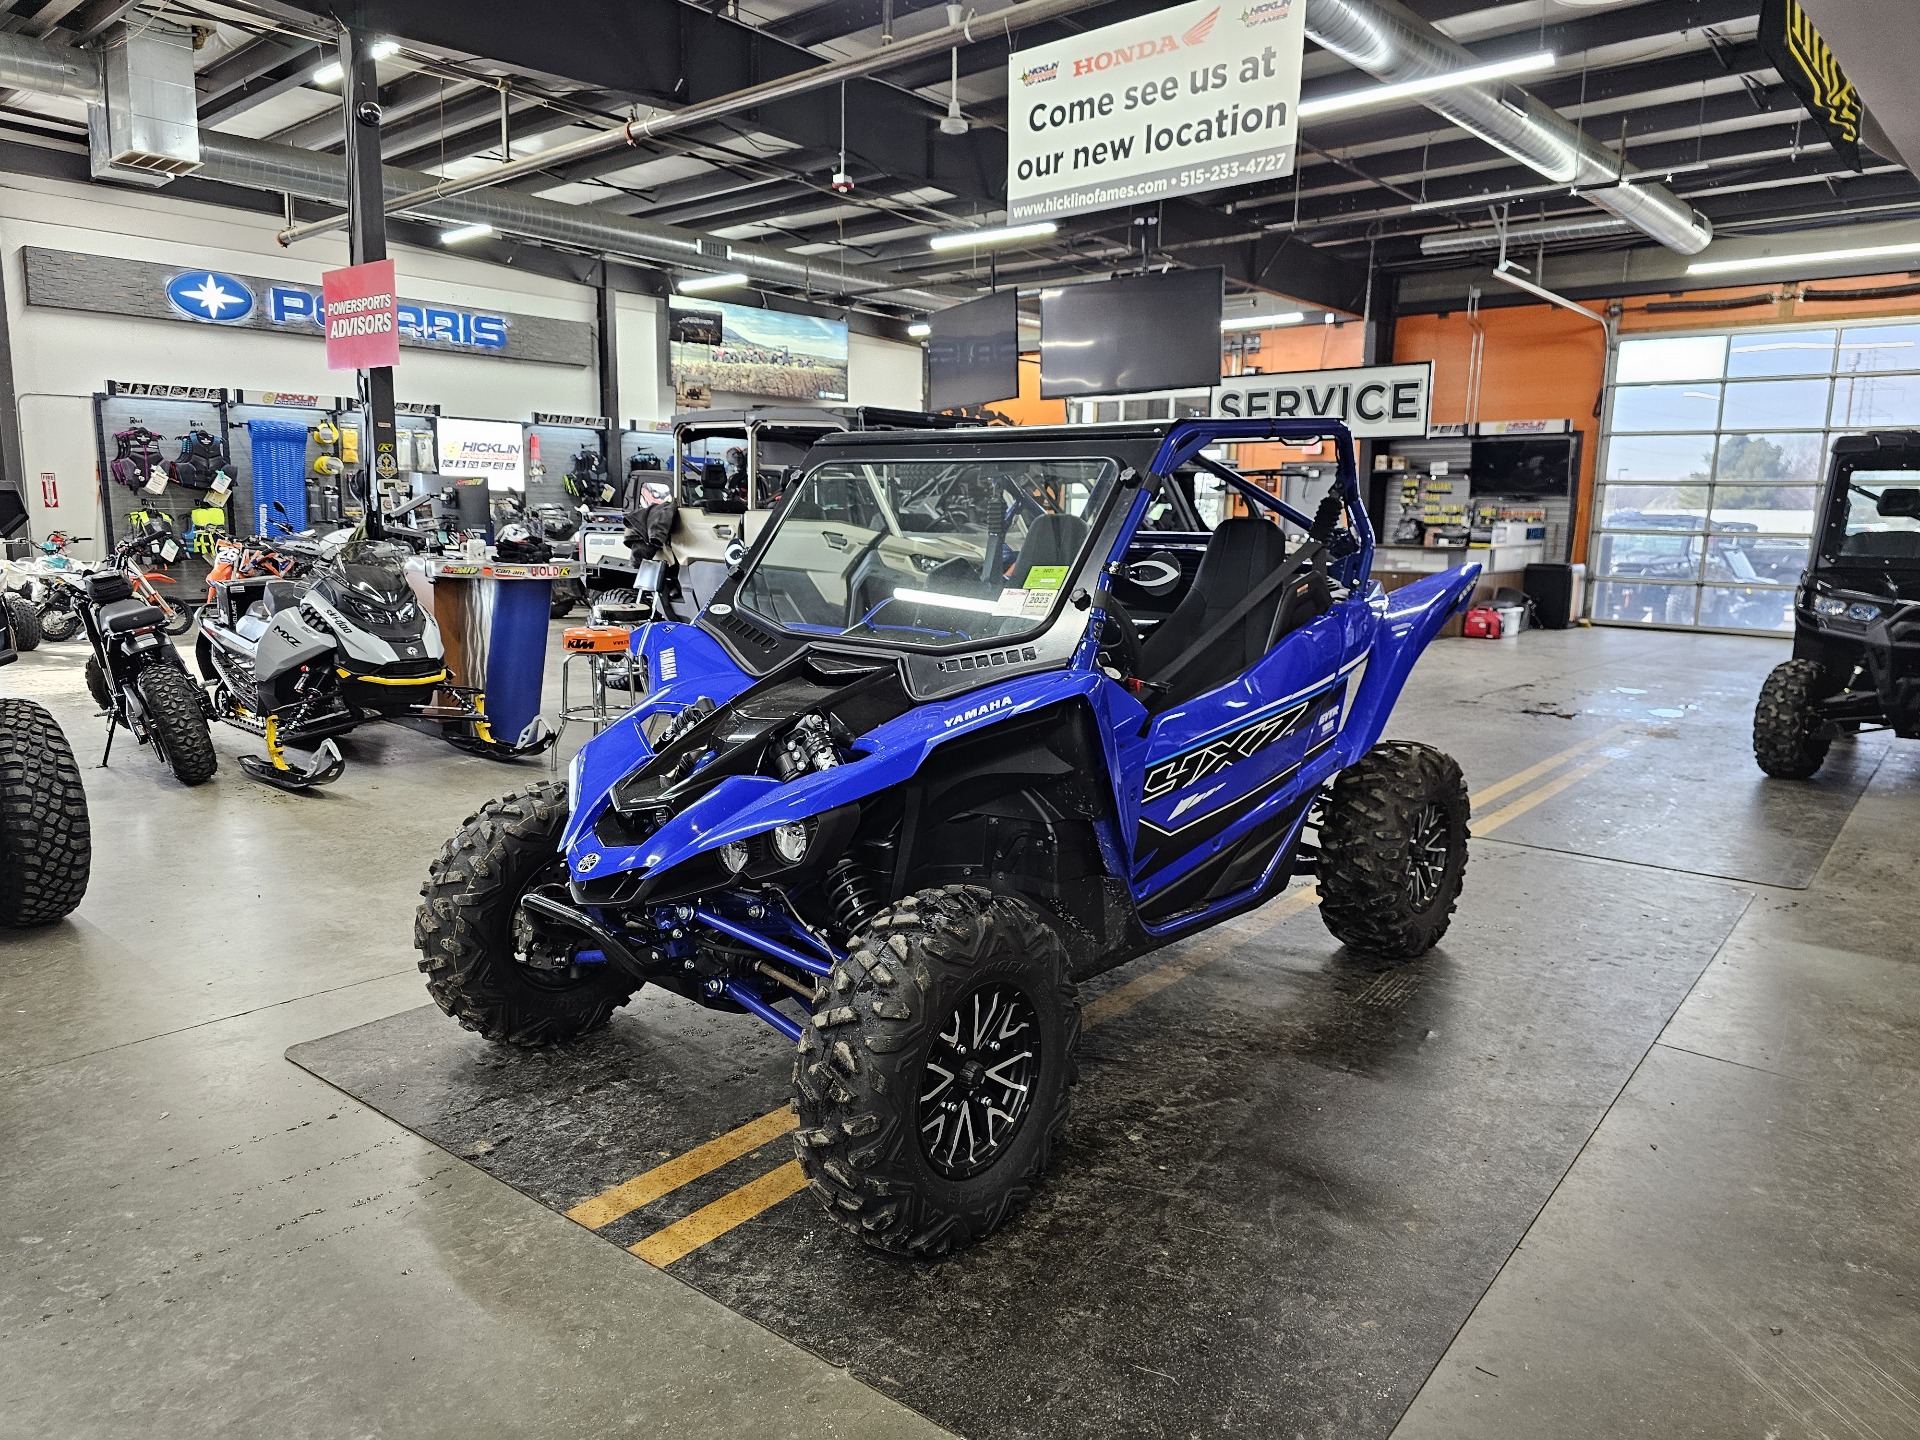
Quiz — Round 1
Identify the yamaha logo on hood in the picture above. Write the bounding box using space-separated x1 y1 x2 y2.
165 271 255 325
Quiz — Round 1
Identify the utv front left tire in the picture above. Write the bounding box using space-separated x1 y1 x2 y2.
0 698 90 926
1318 741 1470 960
1753 658 1832 779
416 780 638 1045
793 885 1079 1257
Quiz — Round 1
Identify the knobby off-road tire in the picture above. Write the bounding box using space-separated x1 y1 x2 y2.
592 587 640 612
793 885 1080 1257
415 780 637 1045
1753 658 1833 780
84 656 112 714
137 665 217 786
0 698 90 926
549 587 576 620
7 596 41 651
1318 741 1470 961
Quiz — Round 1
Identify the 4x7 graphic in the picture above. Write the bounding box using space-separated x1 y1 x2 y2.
415 416 1479 1256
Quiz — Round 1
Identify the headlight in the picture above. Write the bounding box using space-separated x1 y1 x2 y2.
1814 596 1848 617
1848 602 1882 623
771 821 811 865
720 840 751 873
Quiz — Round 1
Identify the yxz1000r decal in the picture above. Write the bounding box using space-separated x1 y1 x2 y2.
1132 669 1355 882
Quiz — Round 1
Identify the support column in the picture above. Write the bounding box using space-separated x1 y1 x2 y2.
340 27 394 539
597 264 620 432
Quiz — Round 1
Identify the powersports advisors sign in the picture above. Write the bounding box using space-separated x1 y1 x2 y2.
322 259 400 371
1213 362 1433 438
1006 0 1305 222
21 247 591 366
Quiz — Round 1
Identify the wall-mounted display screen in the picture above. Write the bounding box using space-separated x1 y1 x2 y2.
1470 436 1578 498
1039 268 1223 399
668 296 849 403
927 290 1021 411
438 417 526 490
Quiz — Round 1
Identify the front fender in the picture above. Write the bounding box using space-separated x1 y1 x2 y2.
1335 565 1479 765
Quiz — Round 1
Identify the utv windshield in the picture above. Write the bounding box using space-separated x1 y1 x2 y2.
1827 464 1920 565
734 456 1119 648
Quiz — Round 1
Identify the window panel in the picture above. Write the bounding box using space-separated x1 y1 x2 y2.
1597 483 1709 531
1591 580 1700 626
1699 585 1795 632
1832 371 1920 428
1708 486 1818 537
1616 335 1728 383
1602 433 1716 484
1837 323 1920 375
1726 329 1836 378
1714 431 1825 485
1720 378 1831 430
1611 383 1721 432
1590 527 1705 580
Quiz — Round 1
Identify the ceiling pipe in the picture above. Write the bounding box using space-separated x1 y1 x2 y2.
0 30 958 311
274 0 1116 249
1421 215 1630 255
1304 0 1714 255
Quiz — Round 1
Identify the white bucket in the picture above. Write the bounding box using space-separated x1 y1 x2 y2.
1495 604 1527 639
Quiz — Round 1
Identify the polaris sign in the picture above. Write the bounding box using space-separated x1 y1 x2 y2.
20 248 593 367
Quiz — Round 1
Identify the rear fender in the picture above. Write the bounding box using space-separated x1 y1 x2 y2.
1335 565 1479 766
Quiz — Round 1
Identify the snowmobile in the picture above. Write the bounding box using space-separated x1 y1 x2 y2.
196 522 480 790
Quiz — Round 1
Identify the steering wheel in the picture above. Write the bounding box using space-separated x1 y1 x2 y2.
1095 596 1143 680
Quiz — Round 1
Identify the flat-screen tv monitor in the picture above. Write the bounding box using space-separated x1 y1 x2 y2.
1470 435 1579 498
668 296 849 403
1039 268 1223 399
927 290 1019 411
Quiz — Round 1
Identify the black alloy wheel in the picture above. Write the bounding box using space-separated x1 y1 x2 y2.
919 982 1040 1181
1405 801 1451 910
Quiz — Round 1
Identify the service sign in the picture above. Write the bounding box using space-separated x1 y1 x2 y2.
438 417 526 488
322 260 401 371
1213 362 1433 439
1006 0 1304 222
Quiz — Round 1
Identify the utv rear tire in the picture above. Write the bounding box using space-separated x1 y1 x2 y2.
1753 658 1832 780
1318 741 1470 960
84 656 112 714
415 780 637 1045
138 665 217 786
7 596 41 651
0 698 90 926
792 885 1079 1257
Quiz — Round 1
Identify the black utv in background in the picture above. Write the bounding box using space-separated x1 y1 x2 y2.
1754 430 1920 778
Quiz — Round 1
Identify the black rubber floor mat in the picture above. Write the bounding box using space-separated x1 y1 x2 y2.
289 842 1750 1440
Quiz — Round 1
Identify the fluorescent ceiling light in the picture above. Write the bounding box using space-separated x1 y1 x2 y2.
439 223 493 245
677 272 751 294
1299 51 1556 119
1687 240 1920 276
1222 311 1305 331
929 221 1058 252
907 321 932 337
892 587 1002 615
311 40 398 85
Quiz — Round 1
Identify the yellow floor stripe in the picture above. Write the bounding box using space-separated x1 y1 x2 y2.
1468 722 1631 810
566 1105 796 1231
600 734 1643 1264
1471 740 1639 837
627 1160 811 1267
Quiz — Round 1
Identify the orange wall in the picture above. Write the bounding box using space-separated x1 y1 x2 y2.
1392 272 1920 563
993 354 1066 426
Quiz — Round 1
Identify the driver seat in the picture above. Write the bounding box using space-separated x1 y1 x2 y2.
1137 518 1328 704
1011 513 1090 586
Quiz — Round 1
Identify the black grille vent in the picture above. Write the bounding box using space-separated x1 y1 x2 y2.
713 608 779 654
938 645 1038 674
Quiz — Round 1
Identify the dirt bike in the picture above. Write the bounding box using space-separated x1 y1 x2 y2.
75 565 217 787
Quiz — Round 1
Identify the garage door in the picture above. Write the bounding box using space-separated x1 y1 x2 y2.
1590 321 1920 632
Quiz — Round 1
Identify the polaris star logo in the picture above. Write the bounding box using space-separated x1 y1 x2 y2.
575 851 602 873
166 271 254 324
944 694 1015 729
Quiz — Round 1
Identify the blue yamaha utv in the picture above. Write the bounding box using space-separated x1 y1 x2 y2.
416 417 1481 1255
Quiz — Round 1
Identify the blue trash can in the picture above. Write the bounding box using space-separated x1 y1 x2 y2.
247 419 309 533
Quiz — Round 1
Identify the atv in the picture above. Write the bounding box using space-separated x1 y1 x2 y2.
416 417 1480 1255
1754 429 1920 779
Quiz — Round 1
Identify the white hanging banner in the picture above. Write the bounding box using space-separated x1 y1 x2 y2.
1213 363 1434 438
1005 0 1305 223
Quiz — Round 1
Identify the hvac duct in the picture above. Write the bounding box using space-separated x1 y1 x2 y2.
1304 0 1713 255
0 31 955 312
1420 215 1631 256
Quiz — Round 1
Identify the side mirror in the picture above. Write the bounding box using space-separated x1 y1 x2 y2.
1875 487 1920 519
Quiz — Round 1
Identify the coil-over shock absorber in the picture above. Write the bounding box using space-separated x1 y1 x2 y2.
823 858 882 935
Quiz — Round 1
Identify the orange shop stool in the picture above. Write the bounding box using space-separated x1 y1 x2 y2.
556 624 640 747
